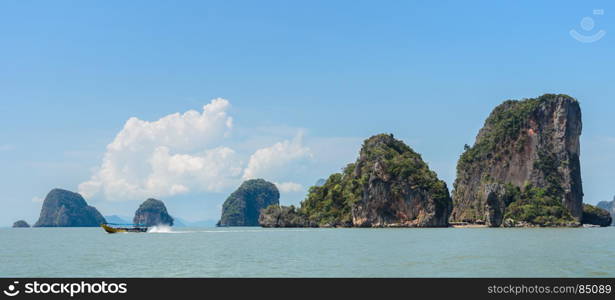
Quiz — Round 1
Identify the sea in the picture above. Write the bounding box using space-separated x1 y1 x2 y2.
1 226 614 277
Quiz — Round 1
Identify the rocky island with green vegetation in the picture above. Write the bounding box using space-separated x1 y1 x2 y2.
25 94 609 230
218 179 280 226
133 198 174 226
260 134 452 227
596 196 615 226
259 205 309 227
34 188 106 227
450 94 585 227
581 204 612 227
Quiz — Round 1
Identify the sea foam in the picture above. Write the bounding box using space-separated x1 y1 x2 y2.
147 225 174 233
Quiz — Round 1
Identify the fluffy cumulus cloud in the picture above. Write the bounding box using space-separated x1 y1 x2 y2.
79 98 311 201
242 134 312 193
243 134 312 179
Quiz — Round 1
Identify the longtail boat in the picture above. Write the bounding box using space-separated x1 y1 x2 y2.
101 223 149 233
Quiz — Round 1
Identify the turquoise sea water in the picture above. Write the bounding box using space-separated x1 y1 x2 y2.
1 227 614 277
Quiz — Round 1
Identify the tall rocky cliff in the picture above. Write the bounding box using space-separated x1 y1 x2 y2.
261 134 452 228
133 198 174 226
450 94 583 227
34 189 106 227
218 179 280 226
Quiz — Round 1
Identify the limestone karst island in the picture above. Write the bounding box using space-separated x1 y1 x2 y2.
6 1 615 285
259 94 612 228
14 94 614 231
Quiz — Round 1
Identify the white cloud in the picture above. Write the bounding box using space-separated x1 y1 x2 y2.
79 98 314 202
32 197 43 203
145 146 243 195
243 133 313 180
107 98 233 154
274 182 303 193
79 98 239 201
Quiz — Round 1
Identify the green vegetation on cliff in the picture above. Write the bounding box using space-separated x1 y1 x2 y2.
503 186 576 226
301 168 357 226
502 149 576 226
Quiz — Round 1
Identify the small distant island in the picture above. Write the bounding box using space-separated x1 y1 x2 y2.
597 196 615 226
20 188 178 229
12 220 30 228
581 204 612 227
133 198 174 226
34 189 106 227
218 179 280 227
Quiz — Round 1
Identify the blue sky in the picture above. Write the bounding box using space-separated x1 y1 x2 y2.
1 0 614 226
